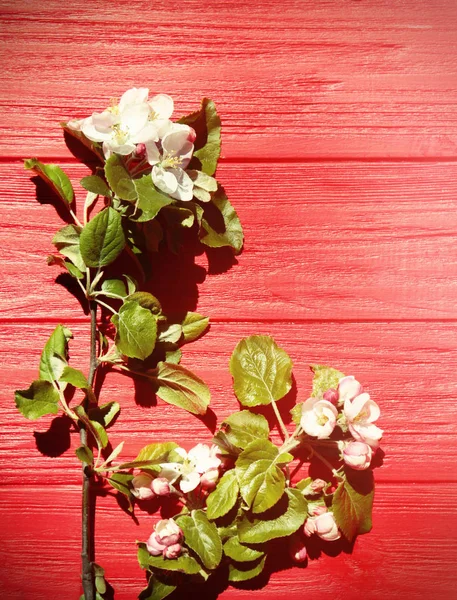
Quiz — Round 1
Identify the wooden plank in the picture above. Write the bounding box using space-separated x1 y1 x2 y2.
1 482 456 599
3 320 457 484
2 161 457 320
1 0 457 159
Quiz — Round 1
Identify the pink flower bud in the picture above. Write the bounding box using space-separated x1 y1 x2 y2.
312 505 327 516
163 543 182 559
343 441 372 471
323 388 339 404
146 532 166 556
303 518 317 537
310 478 326 493
289 538 308 563
200 468 219 491
132 472 155 500
187 127 197 143
135 143 146 158
155 519 183 547
151 477 171 496
314 512 341 541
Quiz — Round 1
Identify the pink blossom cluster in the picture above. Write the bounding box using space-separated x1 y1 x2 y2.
131 473 170 501
300 375 383 471
146 519 183 559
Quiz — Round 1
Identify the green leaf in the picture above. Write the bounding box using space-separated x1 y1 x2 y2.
80 175 111 197
220 410 270 450
133 442 178 466
228 556 266 583
65 261 84 279
127 292 162 315
200 187 244 254
235 440 290 514
178 98 221 175
229 335 293 407
93 563 107 595
89 401 120 428
162 205 195 228
39 325 72 383
332 471 374 541
104 154 137 201
52 224 81 247
188 170 218 203
223 536 264 563
59 244 86 273
152 362 210 415
111 300 157 360
158 323 182 344
14 380 60 420
206 470 239 520
165 346 182 364
133 175 173 222
311 365 345 398
181 312 209 342
75 445 94 465
177 510 222 570
238 488 307 544
290 403 303 426
139 575 177 600
24 158 74 205
80 207 125 268
74 405 109 449
101 278 128 298
145 552 201 575
108 472 133 496
60 366 88 389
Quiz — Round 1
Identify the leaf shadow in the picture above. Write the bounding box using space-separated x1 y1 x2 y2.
31 175 73 223
33 415 73 457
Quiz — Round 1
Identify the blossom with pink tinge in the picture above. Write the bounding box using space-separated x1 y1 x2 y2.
343 441 373 470
146 519 183 557
159 444 222 494
310 478 327 493
339 376 383 448
312 505 328 516
131 472 155 500
300 396 338 439
163 543 182 559
200 468 220 491
151 477 171 496
314 512 341 541
323 388 339 405
304 518 317 537
289 538 308 563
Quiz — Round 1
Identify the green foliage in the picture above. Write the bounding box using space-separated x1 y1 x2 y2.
139 575 176 600
75 445 94 465
117 442 179 470
223 536 264 563
227 556 266 583
237 488 308 544
39 324 72 383
89 401 120 428
177 510 222 570
14 380 60 420
127 292 162 315
111 300 157 360
219 410 270 450
104 154 137 201
60 366 89 389
181 312 209 342
152 362 210 415
80 175 111 198
80 207 125 267
24 158 74 205
230 335 293 407
101 278 128 298
332 471 374 541
140 547 201 575
206 470 239 520
311 364 345 398
178 98 221 176
200 187 244 254
133 175 173 222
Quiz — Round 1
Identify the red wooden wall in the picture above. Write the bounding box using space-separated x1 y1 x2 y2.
1 0 457 598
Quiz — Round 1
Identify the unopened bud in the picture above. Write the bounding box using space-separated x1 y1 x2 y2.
310 478 326 493
163 543 182 559
151 477 171 496
304 518 316 537
135 143 146 158
200 468 219 491
323 388 339 404
289 538 307 563
312 505 327 516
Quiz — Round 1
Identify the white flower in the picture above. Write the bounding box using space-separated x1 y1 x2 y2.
300 397 338 439
339 376 383 448
131 472 154 500
81 88 173 159
145 124 196 201
159 444 221 494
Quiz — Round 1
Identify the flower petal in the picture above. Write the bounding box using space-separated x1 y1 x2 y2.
145 140 161 165
152 165 178 195
120 103 150 136
338 376 363 403
150 93 174 120
167 168 194 201
180 472 201 493
119 87 149 111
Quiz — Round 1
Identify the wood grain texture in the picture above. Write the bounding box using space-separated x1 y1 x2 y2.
1 483 456 600
2 161 457 321
2 0 457 598
0 0 457 159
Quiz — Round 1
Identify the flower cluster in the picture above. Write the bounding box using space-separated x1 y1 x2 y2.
300 374 383 471
68 87 216 202
146 519 183 559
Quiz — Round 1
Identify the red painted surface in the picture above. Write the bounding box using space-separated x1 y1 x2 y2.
1 1 457 598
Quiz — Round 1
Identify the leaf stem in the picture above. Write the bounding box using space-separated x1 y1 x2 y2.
95 298 117 314
271 399 289 441
80 300 98 600
70 207 84 228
